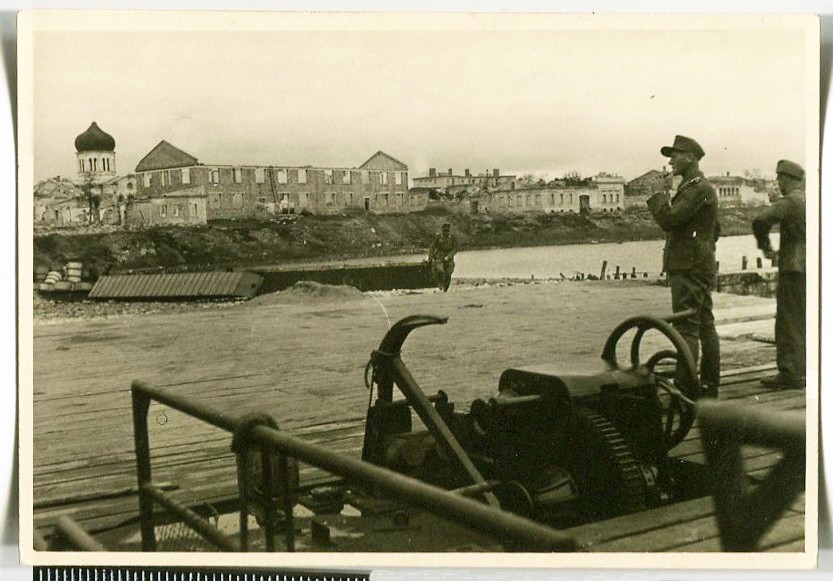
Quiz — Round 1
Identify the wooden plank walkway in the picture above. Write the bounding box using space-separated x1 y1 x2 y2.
31 281 799 551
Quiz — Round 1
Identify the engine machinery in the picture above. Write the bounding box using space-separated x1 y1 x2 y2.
361 311 703 525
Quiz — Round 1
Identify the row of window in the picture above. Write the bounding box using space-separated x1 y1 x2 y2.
251 167 404 186
494 192 625 208
496 192 577 207
207 190 424 211
79 157 113 173
142 167 406 188
416 177 502 186
718 186 741 197
145 169 191 188
158 203 200 218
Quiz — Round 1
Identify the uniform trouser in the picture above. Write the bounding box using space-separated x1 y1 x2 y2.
776 271 806 382
431 259 455 291
669 272 721 390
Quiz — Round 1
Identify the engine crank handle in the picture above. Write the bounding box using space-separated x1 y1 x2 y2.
657 379 696 407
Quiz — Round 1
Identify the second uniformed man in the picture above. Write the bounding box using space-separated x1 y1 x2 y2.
753 160 806 390
647 135 721 399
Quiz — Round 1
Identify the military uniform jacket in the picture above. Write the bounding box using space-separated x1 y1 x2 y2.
429 233 458 261
752 188 805 273
647 172 719 275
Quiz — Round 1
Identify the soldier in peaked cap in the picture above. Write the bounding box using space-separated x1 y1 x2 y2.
753 160 806 390
647 135 721 399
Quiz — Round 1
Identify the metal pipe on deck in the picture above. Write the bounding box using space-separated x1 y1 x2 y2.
698 401 805 552
697 401 804 451
143 484 241 552
53 516 108 552
33 530 49 551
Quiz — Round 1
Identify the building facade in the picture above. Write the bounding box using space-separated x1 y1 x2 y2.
33 177 87 225
709 175 744 207
125 188 208 226
625 169 668 210
134 142 426 218
480 173 625 214
486 186 591 213
593 173 626 212
708 174 772 207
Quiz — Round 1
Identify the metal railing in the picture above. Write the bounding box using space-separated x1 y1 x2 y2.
698 400 805 551
37 516 107 552
132 380 577 552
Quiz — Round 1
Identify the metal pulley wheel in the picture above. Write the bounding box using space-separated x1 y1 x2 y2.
600 312 701 449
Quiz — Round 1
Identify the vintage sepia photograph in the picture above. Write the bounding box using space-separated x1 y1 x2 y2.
17 10 819 569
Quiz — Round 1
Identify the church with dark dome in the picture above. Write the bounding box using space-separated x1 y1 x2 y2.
75 121 117 183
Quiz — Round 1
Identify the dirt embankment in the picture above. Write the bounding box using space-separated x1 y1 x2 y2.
33 206 764 275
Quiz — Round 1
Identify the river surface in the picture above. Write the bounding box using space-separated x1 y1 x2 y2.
324 234 778 279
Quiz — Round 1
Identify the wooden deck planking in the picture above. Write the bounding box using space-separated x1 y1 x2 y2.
673 513 805 552
601 486 805 552
568 491 806 553
34 366 805 545
33 285 801 547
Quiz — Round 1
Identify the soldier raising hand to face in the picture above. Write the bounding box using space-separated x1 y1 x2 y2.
647 135 721 399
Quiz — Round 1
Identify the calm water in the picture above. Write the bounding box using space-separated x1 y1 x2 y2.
453 234 779 279
338 234 778 279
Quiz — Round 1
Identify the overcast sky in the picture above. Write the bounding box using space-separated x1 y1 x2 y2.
32 18 811 183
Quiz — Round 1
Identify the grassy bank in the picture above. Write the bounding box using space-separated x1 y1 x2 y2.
33 206 764 275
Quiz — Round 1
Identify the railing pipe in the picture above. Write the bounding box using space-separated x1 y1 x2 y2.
132 380 576 552
132 387 157 551
143 484 240 552
698 401 805 451
53 516 107 552
33 530 49 552
134 380 237 432
698 401 806 551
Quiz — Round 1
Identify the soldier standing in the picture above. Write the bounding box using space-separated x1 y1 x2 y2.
428 222 458 292
647 135 721 399
753 160 806 390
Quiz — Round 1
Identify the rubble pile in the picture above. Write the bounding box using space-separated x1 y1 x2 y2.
250 281 365 306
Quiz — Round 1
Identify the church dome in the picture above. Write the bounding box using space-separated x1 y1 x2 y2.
75 122 115 152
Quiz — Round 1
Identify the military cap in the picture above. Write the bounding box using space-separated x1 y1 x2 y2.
776 159 805 180
442 222 451 228
661 135 705 160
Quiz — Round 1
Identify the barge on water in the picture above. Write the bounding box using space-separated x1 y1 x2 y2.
36 260 434 301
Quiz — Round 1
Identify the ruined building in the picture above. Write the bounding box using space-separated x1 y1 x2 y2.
134 142 427 219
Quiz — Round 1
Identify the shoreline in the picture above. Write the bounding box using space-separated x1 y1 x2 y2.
32 206 765 275
33 278 657 324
